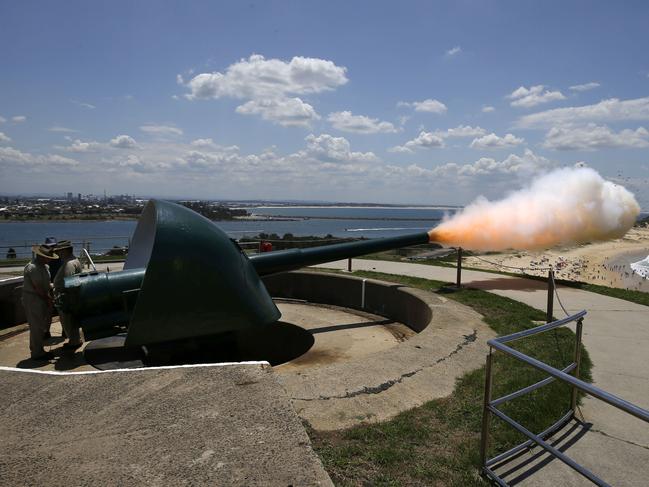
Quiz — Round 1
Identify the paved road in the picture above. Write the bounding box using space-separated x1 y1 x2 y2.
317 259 649 486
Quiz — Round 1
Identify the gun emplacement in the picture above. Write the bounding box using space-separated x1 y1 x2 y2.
59 200 434 346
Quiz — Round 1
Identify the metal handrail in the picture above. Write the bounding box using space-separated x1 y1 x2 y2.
81 248 97 272
480 311 649 486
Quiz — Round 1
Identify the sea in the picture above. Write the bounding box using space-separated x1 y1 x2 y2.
3 207 648 275
631 256 649 278
0 206 456 258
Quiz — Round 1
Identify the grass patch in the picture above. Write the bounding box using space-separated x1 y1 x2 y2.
309 270 591 486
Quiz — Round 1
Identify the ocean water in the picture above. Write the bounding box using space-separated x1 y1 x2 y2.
2 207 646 260
0 207 453 258
631 256 649 278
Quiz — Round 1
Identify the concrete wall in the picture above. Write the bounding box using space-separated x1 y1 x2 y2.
0 277 25 329
263 271 431 333
2 270 432 334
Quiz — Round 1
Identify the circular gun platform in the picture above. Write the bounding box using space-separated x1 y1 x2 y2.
0 271 494 430
82 301 407 371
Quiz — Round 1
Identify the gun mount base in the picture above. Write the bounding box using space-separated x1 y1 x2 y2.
84 322 314 370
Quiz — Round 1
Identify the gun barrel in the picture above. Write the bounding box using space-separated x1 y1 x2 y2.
250 231 430 276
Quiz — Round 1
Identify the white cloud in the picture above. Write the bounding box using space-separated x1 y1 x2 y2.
441 125 487 138
431 149 554 178
389 125 487 153
109 135 137 149
1 127 568 203
114 154 172 173
482 105 495 113
58 139 103 153
0 132 11 143
303 134 379 163
446 46 462 57
542 124 649 150
140 124 183 136
236 97 320 127
190 138 217 148
181 54 347 127
12 115 27 123
390 131 445 152
380 150 555 187
508 85 566 108
470 133 525 149
327 111 399 134
399 99 448 114
48 126 78 133
183 54 348 100
569 82 600 92
190 138 240 152
516 97 649 128
71 100 96 109
0 146 79 168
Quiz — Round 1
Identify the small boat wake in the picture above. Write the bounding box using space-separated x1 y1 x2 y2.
345 227 430 232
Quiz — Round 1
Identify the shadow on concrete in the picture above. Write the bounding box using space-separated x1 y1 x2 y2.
53 349 88 371
491 419 593 485
310 319 395 335
84 322 316 370
14 357 52 369
467 277 548 293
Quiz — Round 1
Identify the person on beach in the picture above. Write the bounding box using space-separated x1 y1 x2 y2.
53 240 83 350
22 244 58 361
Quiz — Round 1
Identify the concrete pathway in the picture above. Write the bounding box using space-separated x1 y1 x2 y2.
316 259 649 486
0 363 333 487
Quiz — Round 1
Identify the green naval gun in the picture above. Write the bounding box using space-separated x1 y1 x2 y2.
59 200 433 348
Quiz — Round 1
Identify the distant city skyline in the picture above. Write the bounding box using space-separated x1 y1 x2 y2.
1 1 648 208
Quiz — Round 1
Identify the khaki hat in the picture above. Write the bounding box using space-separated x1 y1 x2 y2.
54 240 73 251
32 245 59 260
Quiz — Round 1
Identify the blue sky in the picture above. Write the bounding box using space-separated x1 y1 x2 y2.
1 1 648 206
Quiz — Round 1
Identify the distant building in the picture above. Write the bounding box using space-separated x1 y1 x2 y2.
77 193 82 202
67 192 73 201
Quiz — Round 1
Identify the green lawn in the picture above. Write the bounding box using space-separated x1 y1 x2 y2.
309 270 591 486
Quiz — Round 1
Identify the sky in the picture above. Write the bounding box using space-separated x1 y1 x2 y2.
1 1 648 207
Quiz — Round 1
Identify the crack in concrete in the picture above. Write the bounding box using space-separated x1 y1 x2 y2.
293 330 478 402
590 428 649 451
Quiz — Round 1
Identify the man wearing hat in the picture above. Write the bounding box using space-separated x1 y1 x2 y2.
44 236 62 283
42 236 59 339
53 240 83 350
22 244 58 360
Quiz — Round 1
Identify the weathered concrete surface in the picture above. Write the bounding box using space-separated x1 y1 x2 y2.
0 364 333 487
318 259 649 485
276 283 495 431
0 318 94 371
276 302 415 372
1 273 496 434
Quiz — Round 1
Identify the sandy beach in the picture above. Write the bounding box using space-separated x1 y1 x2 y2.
463 225 649 292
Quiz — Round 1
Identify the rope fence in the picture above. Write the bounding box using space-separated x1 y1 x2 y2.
453 247 573 322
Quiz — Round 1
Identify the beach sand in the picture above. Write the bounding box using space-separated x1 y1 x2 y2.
462 225 649 292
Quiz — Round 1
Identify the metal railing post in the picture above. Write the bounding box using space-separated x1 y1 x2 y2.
480 348 494 470
571 318 584 415
348 258 352 272
456 247 462 288
546 269 554 322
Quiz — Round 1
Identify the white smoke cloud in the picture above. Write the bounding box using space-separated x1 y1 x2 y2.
430 167 640 251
